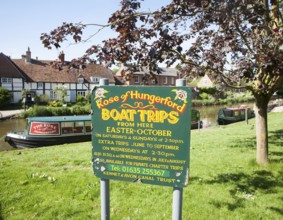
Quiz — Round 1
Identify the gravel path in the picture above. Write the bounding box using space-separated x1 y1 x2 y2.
0 109 25 119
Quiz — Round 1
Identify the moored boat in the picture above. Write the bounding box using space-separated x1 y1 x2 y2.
5 115 92 148
5 108 202 148
217 105 254 125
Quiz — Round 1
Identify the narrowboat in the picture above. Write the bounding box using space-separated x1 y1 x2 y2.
5 108 201 148
217 105 255 125
5 115 92 148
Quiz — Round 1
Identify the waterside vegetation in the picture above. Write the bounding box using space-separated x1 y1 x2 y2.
18 90 254 118
0 112 282 219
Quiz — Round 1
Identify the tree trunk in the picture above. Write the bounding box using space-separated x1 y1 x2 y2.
254 95 269 165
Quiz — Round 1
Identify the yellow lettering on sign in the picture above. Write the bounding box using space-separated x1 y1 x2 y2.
102 109 137 121
101 108 179 124
96 96 120 108
138 110 179 124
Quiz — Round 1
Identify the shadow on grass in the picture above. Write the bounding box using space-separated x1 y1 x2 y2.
268 196 283 215
207 170 280 193
227 128 283 150
269 207 283 215
204 170 283 212
269 151 283 163
228 137 256 148
268 129 283 163
269 129 283 146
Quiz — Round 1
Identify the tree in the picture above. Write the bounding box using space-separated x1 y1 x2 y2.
0 87 11 108
41 0 283 164
54 86 67 104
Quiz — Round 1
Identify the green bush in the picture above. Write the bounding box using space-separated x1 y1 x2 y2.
39 94 50 105
52 107 72 116
49 100 59 107
21 104 91 118
85 92 91 103
53 86 67 104
198 86 217 95
34 95 40 105
76 95 85 104
199 92 210 100
25 106 53 117
84 104 91 113
0 87 11 108
72 105 91 115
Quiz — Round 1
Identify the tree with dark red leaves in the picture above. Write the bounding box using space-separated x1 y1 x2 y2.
41 0 283 165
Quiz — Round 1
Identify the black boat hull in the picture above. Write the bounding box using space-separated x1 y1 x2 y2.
5 134 91 149
217 118 245 125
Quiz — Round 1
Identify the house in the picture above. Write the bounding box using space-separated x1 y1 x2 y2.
114 64 180 86
0 52 26 103
197 74 214 88
0 48 115 103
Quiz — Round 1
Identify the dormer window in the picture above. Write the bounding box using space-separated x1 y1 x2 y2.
90 77 100 83
78 77 84 84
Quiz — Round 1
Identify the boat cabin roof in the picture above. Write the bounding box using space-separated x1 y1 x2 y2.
27 115 91 122
226 105 250 111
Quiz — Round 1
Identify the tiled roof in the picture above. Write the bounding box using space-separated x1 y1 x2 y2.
134 67 179 76
0 53 26 78
116 64 179 77
12 58 115 83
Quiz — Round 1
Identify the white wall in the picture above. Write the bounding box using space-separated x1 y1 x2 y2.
6 80 101 104
13 92 22 103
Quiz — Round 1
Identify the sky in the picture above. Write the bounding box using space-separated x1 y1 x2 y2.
0 0 171 61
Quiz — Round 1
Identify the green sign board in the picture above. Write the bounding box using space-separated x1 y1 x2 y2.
91 86 192 187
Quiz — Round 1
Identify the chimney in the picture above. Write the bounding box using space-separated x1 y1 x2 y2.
59 51 65 63
25 47 31 63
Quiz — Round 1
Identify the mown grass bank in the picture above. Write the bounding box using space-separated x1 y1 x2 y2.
0 113 282 220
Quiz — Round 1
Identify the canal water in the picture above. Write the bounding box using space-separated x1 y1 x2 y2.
0 103 254 151
0 119 26 151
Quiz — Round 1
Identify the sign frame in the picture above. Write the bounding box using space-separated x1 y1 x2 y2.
92 85 192 188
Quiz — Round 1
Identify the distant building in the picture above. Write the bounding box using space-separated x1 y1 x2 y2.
0 48 115 103
197 75 214 88
114 64 180 86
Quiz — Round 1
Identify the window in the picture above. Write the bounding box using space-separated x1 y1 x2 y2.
37 82 43 89
61 122 74 134
90 77 100 83
50 90 57 100
1 78 12 84
163 77 168 84
77 91 86 97
74 122 84 133
61 121 86 134
85 121 92 132
77 78 84 84
171 77 175 85
151 79 157 85
134 75 139 84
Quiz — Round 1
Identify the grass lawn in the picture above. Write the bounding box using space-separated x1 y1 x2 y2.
0 112 282 220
